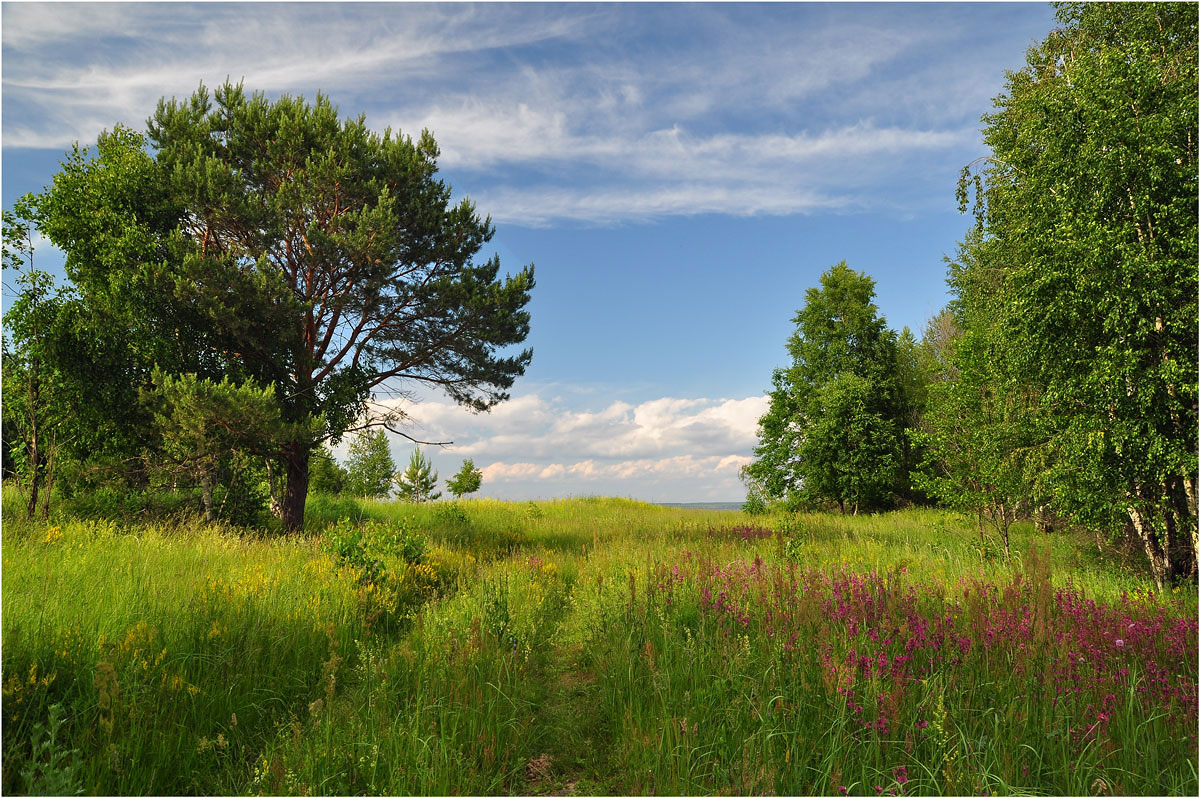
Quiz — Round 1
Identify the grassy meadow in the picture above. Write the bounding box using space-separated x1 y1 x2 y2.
2 491 1196 795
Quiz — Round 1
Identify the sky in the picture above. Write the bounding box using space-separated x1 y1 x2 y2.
1 1 1060 503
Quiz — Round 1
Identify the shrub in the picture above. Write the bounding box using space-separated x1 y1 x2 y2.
321 517 426 581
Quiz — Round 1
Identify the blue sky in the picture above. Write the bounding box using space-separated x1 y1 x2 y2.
2 1 1058 502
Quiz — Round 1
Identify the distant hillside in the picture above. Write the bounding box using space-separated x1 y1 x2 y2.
656 501 743 511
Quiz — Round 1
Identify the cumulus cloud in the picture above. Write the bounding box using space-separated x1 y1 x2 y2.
483 454 752 483
361 390 768 502
381 393 767 461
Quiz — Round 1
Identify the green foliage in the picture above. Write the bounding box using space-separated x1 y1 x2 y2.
343 430 396 499
802 372 901 515
144 370 283 523
395 448 441 503
739 466 769 515
143 81 535 529
17 127 210 453
446 458 483 498
217 453 273 529
15 81 535 531
747 262 907 513
307 445 348 496
1 496 1192 796
912 234 1048 559
17 704 84 797
958 1 1198 584
321 516 427 585
1 268 74 520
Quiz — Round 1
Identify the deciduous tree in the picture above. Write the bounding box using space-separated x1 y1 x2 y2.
344 429 396 499
308 446 348 496
912 234 1051 560
446 458 483 499
961 1 1198 585
747 262 905 512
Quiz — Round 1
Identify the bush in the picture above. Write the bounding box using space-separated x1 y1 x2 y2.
321 517 427 583
213 452 270 528
58 486 196 522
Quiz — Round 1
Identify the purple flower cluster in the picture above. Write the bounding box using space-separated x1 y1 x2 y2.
708 523 775 542
644 554 1198 749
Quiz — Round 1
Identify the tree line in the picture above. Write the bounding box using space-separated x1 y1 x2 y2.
309 430 483 503
3 82 534 531
743 3 1197 588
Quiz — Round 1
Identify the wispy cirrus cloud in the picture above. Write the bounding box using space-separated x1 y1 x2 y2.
2 3 1025 225
2 3 599 147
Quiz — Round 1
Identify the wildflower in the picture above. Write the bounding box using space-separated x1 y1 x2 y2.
1115 639 1124 648
893 766 909 785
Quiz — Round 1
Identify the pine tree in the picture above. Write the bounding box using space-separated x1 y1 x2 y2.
395 449 441 503
23 81 534 531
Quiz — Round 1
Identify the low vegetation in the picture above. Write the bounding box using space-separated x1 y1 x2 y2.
3 493 1195 795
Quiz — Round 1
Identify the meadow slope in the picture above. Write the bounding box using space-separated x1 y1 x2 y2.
2 496 1196 795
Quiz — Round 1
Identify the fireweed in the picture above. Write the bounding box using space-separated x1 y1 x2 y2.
584 546 1197 795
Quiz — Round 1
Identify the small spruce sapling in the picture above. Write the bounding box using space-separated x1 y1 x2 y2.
395 449 441 503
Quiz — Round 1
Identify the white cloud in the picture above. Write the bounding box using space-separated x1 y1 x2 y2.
482 454 752 483
2 4 597 148
359 389 768 501
470 184 852 227
1 3 1038 223
406 393 768 461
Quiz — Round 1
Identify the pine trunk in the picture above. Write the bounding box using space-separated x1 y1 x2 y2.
280 443 311 533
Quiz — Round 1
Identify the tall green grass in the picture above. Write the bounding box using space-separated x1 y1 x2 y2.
2 491 1195 795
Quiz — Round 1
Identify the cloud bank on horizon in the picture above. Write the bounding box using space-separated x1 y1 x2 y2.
358 392 769 502
2 2 1057 502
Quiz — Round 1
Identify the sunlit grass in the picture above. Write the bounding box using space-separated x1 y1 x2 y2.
2 491 1195 795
